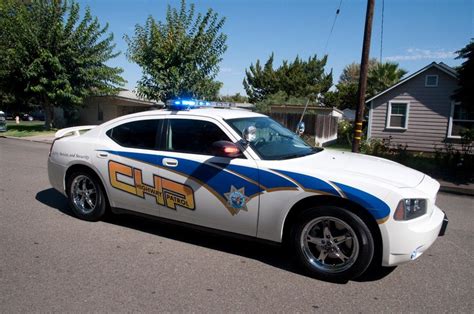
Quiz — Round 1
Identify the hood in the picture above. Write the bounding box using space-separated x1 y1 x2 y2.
279 149 425 188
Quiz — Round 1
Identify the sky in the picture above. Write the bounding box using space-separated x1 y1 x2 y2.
78 0 473 96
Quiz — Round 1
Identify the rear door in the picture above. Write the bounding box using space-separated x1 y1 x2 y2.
93 117 166 217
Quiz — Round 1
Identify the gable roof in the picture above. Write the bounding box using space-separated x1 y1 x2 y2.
366 62 458 103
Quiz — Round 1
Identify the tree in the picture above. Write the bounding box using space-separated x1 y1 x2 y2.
452 39 474 107
243 53 333 104
339 59 378 85
242 54 279 103
219 93 248 103
328 60 406 109
125 0 227 102
367 62 407 96
0 0 125 129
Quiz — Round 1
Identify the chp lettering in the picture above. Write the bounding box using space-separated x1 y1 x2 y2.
108 160 195 210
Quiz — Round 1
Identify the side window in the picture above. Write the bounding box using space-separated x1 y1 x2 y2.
166 119 232 155
106 119 162 150
387 102 409 129
448 102 474 138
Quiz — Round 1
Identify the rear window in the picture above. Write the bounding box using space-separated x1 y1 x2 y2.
106 119 162 150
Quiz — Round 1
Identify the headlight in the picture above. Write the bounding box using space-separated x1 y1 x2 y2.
394 199 427 221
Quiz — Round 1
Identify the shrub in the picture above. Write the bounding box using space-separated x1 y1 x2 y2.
337 120 353 145
360 137 390 156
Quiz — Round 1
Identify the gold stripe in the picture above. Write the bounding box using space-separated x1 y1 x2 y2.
356 122 363 125
265 187 299 193
354 136 361 140
326 181 347 198
355 129 362 133
377 217 389 224
303 188 337 196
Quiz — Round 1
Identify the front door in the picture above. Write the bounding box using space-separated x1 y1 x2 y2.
155 116 261 237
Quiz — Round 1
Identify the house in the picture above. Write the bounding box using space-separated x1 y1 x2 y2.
366 62 471 152
78 91 256 125
269 104 342 146
78 90 163 125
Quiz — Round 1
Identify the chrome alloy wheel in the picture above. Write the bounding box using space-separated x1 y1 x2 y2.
70 175 98 215
300 216 359 273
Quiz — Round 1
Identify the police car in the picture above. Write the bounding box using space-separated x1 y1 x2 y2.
47 100 448 281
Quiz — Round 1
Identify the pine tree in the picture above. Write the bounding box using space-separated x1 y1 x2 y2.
243 53 332 104
452 39 474 107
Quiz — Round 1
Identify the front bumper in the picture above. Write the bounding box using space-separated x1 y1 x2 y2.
381 204 446 266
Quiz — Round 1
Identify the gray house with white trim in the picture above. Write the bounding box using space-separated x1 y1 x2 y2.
366 62 471 152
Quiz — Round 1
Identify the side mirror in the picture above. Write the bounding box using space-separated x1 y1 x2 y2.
296 121 305 136
212 141 242 158
242 125 257 143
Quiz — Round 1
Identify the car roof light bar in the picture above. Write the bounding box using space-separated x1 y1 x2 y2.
166 99 237 111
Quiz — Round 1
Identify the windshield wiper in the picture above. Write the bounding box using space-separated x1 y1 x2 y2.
277 149 319 160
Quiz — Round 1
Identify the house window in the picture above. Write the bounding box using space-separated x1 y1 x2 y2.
387 102 409 129
425 75 438 87
448 102 474 138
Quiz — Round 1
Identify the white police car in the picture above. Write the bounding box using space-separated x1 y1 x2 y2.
47 100 448 281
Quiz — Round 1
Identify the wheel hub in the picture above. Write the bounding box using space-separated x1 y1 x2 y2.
71 175 97 215
300 216 360 273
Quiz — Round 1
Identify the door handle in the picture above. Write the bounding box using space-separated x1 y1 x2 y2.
97 152 108 158
162 158 178 167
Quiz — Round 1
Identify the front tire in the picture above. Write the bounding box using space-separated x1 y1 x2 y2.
290 206 374 281
66 170 107 221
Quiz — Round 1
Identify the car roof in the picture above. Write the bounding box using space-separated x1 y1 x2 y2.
103 108 266 126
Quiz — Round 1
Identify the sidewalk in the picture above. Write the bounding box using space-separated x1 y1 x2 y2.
9 134 56 144
437 179 474 196
2 134 474 196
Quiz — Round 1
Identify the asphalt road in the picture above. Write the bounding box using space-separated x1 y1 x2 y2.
1 137 473 312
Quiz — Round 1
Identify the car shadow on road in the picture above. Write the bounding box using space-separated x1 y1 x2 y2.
36 188 74 216
36 188 396 284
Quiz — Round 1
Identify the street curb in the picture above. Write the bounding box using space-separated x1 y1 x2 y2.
439 185 474 196
2 135 473 197
0 135 53 144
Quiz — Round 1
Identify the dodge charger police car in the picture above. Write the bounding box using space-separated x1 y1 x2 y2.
47 100 448 281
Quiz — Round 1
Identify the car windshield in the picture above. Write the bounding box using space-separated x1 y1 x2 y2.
226 116 322 160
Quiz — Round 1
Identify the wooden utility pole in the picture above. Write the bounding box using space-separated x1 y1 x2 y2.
352 0 375 153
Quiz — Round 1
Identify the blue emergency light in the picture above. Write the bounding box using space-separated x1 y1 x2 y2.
167 99 236 111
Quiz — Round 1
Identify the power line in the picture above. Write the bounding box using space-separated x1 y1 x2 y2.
324 0 343 55
380 0 385 62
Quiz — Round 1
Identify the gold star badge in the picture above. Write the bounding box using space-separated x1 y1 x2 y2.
224 185 249 215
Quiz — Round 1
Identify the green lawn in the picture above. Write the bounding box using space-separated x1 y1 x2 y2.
1 121 56 137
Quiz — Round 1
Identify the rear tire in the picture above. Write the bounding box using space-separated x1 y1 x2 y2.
66 170 107 221
290 205 374 281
